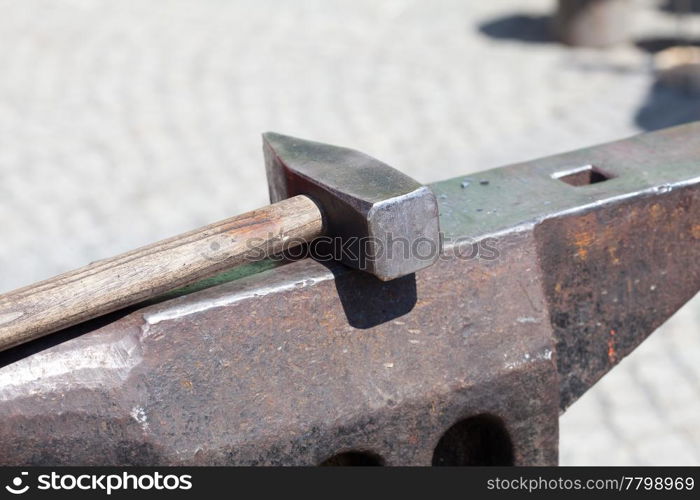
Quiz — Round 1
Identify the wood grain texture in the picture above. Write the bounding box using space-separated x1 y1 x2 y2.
0 194 323 351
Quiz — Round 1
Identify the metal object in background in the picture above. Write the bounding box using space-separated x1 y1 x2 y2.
653 1 700 96
0 123 698 465
554 0 633 47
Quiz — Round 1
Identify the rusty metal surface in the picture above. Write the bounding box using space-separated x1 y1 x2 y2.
0 123 698 465
539 186 700 409
0 241 558 466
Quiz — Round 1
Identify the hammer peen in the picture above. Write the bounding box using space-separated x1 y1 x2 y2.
0 133 440 352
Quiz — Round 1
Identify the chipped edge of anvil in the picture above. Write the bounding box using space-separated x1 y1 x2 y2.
0 322 145 399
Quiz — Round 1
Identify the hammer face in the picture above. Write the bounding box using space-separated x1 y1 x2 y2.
367 186 440 280
263 133 440 280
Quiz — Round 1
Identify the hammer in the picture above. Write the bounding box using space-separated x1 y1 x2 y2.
0 133 440 352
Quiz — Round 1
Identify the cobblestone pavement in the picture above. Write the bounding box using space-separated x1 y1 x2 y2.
0 0 698 464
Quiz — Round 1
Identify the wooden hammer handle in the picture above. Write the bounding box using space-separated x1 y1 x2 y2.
0 195 323 352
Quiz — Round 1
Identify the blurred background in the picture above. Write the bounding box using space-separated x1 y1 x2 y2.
0 0 698 464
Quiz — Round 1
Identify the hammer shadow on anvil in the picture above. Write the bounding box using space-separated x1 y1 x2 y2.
317 260 418 330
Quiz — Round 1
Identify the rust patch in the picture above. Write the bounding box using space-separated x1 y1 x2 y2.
572 230 594 260
607 246 620 265
607 329 617 364
692 224 700 240
649 203 663 220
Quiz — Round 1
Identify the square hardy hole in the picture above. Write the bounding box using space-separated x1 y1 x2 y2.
552 165 614 186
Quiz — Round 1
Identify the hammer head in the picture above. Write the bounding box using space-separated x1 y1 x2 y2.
263 133 440 281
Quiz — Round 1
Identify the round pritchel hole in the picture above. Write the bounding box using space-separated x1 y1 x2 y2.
319 451 384 466
432 414 514 466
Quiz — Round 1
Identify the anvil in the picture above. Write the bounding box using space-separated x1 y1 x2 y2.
0 123 698 465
